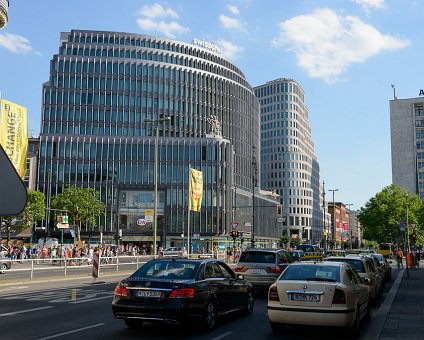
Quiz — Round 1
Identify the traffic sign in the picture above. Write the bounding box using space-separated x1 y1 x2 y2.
137 218 146 226
400 220 405 232
231 222 238 229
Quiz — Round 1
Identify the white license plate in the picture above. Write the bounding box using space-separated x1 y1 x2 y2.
135 290 162 298
290 293 320 302
250 268 267 274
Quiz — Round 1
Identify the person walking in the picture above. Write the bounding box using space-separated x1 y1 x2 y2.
396 248 404 269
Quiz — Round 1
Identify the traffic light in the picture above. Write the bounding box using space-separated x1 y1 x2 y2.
230 229 237 238
411 232 417 243
277 204 283 216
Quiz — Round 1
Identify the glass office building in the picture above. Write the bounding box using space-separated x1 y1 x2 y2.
37 30 261 249
255 78 323 245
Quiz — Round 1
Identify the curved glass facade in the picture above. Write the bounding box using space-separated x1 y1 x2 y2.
37 30 259 248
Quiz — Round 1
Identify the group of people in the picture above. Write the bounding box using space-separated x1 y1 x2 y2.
395 248 421 268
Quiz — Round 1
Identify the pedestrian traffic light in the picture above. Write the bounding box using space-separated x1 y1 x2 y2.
230 229 237 238
277 204 283 216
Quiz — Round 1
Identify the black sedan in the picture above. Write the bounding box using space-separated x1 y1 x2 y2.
112 258 254 331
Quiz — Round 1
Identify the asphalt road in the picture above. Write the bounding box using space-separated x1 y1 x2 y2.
0 266 399 340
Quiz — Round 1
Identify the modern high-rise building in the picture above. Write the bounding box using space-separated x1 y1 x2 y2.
37 30 281 249
254 78 323 245
390 96 424 198
0 0 9 29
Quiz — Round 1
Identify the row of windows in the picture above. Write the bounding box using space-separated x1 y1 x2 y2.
59 46 244 87
68 30 243 78
254 80 304 102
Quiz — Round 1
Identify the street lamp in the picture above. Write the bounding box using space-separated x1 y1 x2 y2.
322 181 326 250
329 189 339 249
145 117 170 257
346 203 353 250
405 193 410 277
251 146 258 248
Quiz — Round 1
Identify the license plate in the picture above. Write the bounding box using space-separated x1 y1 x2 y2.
250 268 267 274
290 293 320 302
135 290 162 298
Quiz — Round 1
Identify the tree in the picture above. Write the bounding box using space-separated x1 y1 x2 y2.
280 231 291 248
357 184 422 244
0 190 45 244
51 187 105 241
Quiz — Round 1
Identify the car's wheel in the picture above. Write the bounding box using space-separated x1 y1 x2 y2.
270 321 285 333
241 291 254 316
0 263 7 271
203 301 216 331
124 318 143 328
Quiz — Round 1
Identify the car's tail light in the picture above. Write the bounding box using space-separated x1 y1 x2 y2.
234 265 246 272
169 288 196 298
267 266 282 273
114 284 128 297
269 285 279 301
332 288 346 305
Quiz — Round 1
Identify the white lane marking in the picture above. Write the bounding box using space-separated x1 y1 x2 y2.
69 295 113 304
363 269 404 340
0 306 54 316
210 331 233 340
36 323 105 340
0 286 28 293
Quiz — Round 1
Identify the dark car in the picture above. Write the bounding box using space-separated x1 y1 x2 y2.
112 258 254 331
0 255 11 273
287 250 304 261
234 248 293 290
296 244 321 253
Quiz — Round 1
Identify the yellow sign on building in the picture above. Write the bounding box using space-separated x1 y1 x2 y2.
0 99 28 178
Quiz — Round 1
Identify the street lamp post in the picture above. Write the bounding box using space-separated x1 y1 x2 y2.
322 181 326 250
329 189 339 249
405 193 410 277
145 117 170 257
251 146 257 248
346 203 353 250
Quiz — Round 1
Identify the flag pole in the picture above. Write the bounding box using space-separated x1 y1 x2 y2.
187 164 191 258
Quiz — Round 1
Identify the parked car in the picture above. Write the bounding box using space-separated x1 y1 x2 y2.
0 254 11 273
162 247 183 257
365 253 386 287
268 261 370 336
326 255 382 304
112 258 254 331
1 244 7 257
287 250 304 261
234 248 293 290
373 253 392 282
296 244 321 253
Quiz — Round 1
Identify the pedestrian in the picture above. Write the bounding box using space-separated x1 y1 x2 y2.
396 248 404 269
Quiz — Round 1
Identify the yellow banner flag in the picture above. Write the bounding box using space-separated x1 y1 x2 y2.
189 168 203 212
0 99 28 178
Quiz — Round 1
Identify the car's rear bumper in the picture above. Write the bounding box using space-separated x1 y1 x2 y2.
268 304 356 327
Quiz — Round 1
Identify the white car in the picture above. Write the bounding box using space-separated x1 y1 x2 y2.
268 261 370 336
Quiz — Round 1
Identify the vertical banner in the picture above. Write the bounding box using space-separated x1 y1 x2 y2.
189 168 203 212
0 99 28 178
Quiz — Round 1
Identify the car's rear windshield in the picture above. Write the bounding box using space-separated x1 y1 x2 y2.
239 251 276 264
131 260 198 280
326 258 365 273
297 245 317 252
279 265 340 282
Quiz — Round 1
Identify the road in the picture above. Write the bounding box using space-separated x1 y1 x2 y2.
0 265 399 340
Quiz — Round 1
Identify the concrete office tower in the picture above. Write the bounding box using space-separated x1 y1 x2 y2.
254 78 323 245
0 0 8 29
37 30 267 248
390 96 424 198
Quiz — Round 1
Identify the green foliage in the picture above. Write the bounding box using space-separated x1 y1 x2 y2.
20 190 46 226
51 186 105 240
280 232 291 245
358 184 422 244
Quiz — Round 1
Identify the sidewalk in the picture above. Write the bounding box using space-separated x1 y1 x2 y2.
363 261 424 340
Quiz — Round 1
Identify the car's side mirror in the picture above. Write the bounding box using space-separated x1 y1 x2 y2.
236 274 245 280
362 277 371 285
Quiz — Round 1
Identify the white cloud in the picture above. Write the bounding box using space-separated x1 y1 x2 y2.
219 14 246 32
227 5 240 15
353 0 385 12
136 3 189 39
0 33 37 54
137 18 189 39
216 39 244 61
138 3 178 18
272 8 409 83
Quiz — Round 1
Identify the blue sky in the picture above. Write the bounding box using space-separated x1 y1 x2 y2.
0 0 420 210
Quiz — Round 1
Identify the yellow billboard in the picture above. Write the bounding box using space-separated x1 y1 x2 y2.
0 99 28 178
189 168 203 212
